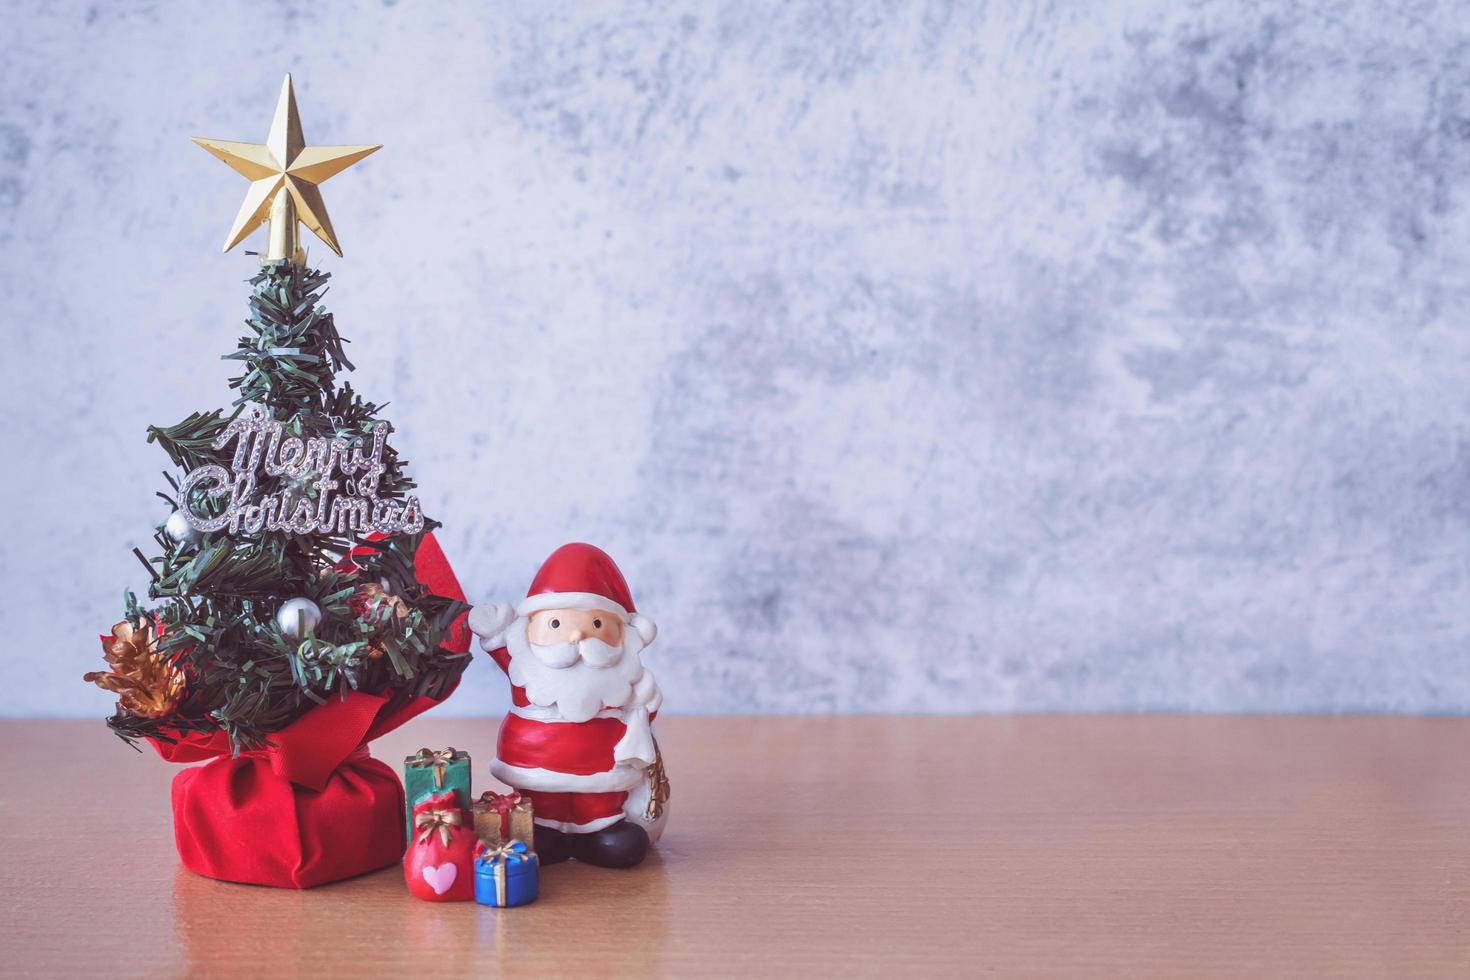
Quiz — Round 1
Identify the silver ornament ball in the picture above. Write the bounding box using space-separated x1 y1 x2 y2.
164 510 202 547
276 597 323 639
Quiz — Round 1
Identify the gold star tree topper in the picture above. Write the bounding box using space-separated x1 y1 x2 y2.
193 74 380 264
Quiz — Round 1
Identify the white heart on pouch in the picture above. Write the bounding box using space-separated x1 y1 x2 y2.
421 863 457 895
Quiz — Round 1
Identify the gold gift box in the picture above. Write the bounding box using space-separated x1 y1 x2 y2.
471 791 535 846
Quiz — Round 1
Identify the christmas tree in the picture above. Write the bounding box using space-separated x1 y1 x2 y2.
86 76 469 754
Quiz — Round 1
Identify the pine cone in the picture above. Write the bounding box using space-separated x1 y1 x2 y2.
84 621 186 719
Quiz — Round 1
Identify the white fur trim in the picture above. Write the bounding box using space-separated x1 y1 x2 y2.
509 704 624 723
613 705 656 767
533 814 624 834
629 612 657 646
489 759 644 794
518 592 629 618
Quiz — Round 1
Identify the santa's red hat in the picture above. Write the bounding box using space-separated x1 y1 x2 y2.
515 543 656 646
467 544 658 649
517 543 634 616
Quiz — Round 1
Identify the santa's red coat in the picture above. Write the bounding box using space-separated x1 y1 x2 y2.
486 646 655 833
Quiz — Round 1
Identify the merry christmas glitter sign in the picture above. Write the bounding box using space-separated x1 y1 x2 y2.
178 408 424 537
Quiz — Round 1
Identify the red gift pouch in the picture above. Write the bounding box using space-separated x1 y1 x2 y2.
144 533 472 889
404 790 475 902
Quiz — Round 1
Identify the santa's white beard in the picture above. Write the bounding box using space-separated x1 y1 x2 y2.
505 616 648 723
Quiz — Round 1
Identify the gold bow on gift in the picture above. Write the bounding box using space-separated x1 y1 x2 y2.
476 840 529 862
414 807 463 847
476 840 531 906
409 747 458 789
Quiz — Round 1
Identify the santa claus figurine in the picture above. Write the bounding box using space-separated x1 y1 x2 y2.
467 543 668 868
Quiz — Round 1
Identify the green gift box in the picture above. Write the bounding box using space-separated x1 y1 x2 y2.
403 747 471 839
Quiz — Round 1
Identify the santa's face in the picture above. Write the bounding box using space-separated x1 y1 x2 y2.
526 608 624 661
506 609 647 721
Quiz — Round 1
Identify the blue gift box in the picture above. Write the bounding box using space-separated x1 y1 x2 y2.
474 840 539 908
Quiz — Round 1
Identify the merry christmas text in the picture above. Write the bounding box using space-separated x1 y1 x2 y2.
178 413 424 537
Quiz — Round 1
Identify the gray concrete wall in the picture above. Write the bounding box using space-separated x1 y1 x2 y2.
4 1 1467 717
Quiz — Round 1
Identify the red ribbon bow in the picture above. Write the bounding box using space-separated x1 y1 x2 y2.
473 790 523 816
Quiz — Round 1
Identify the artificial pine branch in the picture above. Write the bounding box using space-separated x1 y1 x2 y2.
147 410 239 473
224 262 353 411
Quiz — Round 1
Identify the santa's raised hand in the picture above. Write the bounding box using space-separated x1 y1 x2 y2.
465 600 516 649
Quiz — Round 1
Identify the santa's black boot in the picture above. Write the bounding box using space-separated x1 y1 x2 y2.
533 824 575 865
572 820 649 868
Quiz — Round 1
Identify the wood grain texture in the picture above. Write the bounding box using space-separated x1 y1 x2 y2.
2 716 1468 977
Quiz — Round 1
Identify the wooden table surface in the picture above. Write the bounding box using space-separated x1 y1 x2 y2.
3 715 1468 978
